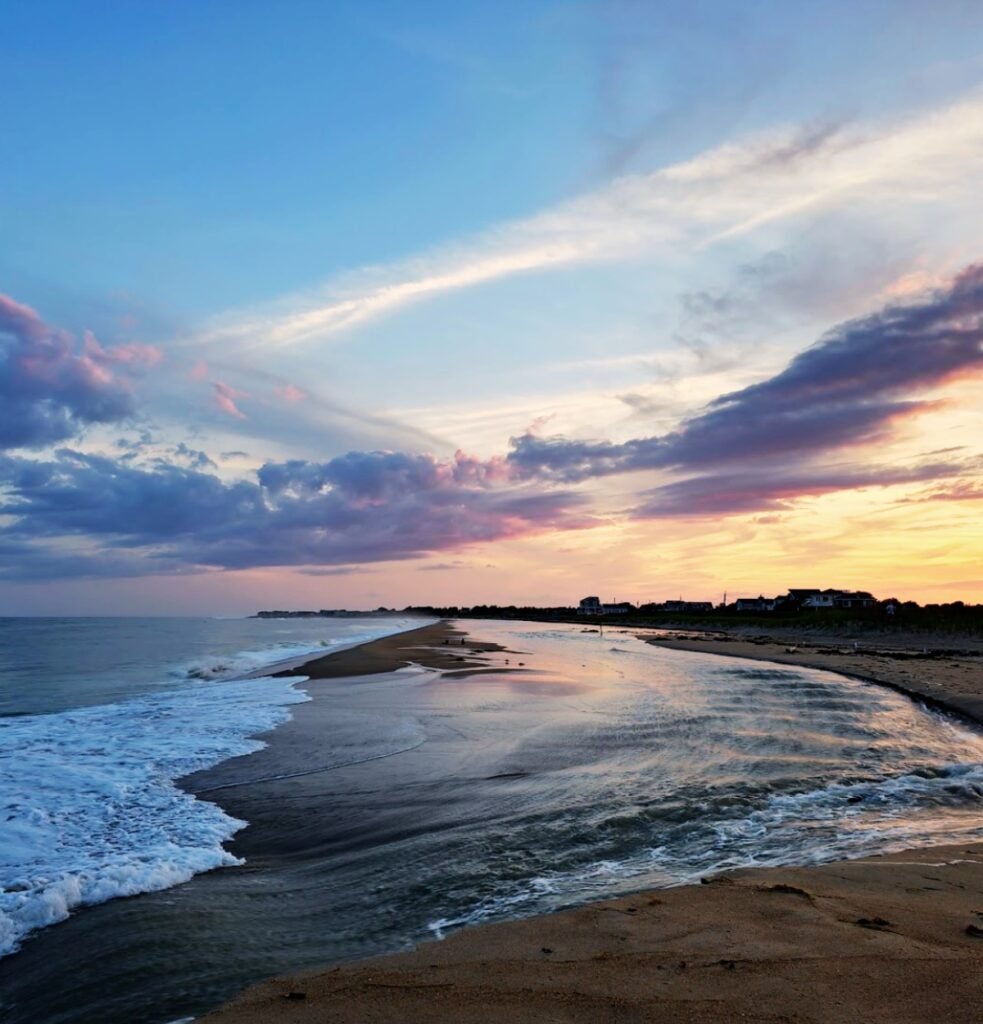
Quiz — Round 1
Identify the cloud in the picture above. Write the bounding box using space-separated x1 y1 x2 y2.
633 460 970 518
0 294 162 451
507 263 983 482
170 442 217 471
275 383 307 403
212 381 249 419
0 448 592 580
904 480 983 504
616 392 664 417
3 263 981 581
195 359 451 453
296 566 372 577
199 91 983 351
0 538 191 582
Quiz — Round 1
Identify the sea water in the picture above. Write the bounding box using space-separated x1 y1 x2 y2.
0 615 426 958
1 619 981 1024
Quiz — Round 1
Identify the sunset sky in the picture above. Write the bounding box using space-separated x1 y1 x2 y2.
3 1 983 615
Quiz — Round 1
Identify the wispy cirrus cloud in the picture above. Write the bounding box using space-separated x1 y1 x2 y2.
0 294 162 451
199 91 983 352
904 479 983 504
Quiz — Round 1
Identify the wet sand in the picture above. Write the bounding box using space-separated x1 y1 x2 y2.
642 629 983 724
182 620 514 860
199 621 983 1024
202 842 983 1024
274 620 508 680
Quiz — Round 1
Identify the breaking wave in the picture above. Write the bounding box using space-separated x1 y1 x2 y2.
0 676 309 958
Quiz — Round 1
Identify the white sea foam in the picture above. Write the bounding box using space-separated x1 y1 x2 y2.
166 618 425 684
0 675 310 959
171 636 356 681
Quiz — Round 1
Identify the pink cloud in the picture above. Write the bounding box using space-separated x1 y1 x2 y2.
274 383 307 403
83 332 162 371
213 381 250 419
0 293 162 450
188 359 209 381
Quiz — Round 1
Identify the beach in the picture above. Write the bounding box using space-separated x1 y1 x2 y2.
181 621 508 863
197 619 983 1024
643 627 983 724
201 843 983 1024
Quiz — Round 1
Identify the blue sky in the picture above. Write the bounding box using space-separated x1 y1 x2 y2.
2 1 983 613
7 0 982 320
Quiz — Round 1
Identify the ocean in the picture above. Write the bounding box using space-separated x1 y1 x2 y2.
1 619 982 1023
0 615 427 960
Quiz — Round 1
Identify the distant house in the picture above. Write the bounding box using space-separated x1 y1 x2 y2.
577 596 634 616
602 602 635 615
833 590 876 609
661 600 713 613
735 595 778 612
802 589 876 609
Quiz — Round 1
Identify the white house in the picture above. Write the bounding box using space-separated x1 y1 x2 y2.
734 595 779 612
578 596 635 616
662 600 713 613
802 589 876 609
602 602 635 615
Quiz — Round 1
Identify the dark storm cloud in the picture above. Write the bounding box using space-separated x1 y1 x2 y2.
0 294 162 450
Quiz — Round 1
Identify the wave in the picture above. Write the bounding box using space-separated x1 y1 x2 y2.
429 760 983 938
0 676 309 959
172 639 338 682
170 618 424 683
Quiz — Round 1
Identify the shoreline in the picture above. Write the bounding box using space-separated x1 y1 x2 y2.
198 620 983 1024
181 619 514 860
203 842 983 1024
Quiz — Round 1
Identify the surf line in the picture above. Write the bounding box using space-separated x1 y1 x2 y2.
194 738 427 794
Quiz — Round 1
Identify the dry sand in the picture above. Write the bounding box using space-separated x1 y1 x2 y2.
199 621 983 1024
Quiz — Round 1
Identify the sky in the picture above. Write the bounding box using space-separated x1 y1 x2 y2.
2 0 983 615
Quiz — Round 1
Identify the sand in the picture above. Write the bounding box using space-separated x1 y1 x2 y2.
199 620 983 1024
274 620 509 680
181 620 515 861
641 628 983 724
